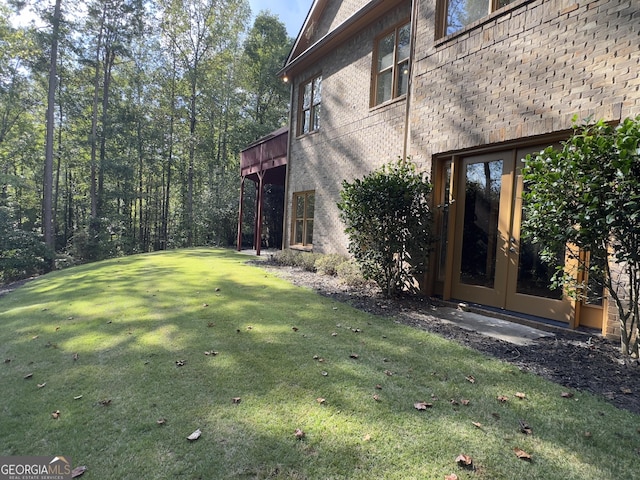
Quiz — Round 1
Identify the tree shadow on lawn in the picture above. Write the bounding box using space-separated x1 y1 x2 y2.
0 249 638 478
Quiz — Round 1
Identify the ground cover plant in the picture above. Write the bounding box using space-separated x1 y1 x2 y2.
1 248 639 479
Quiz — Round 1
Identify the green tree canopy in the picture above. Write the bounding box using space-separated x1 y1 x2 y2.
522 116 640 356
338 158 434 298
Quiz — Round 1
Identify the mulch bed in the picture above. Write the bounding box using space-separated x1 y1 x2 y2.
258 262 640 415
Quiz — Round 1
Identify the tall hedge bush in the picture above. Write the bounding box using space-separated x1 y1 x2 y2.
338 158 434 297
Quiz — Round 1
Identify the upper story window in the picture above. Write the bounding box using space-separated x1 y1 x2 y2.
373 21 411 106
298 74 322 135
443 0 519 36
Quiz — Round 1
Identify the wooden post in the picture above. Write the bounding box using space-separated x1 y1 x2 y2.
256 172 265 256
237 176 245 251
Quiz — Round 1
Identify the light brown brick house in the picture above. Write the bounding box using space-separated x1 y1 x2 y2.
278 0 640 336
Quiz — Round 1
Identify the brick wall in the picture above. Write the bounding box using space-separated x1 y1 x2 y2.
286 2 411 255
287 0 639 256
410 0 640 165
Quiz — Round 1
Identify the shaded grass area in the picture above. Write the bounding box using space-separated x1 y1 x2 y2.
0 248 638 479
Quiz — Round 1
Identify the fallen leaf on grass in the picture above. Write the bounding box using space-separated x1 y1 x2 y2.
515 392 526 399
71 466 87 478
74 395 83 400
497 395 509 403
207 322 215 327
316 398 326 404
384 370 393 376
465 375 476 384
202 303 209 307
472 422 482 429
321 371 328 376
514 447 532 460
24 373 33 379
350 353 359 359
561 391 574 398
519 419 532 435
294 428 306 439
584 431 592 438
232 397 242 404
157 418 166 425
38 383 47 388
51 410 61 419
414 401 433 411
292 327 299 332
445 475 459 480
187 429 201 441
373 394 380 402
621 387 633 394
99 399 112 406
375 384 382 390
363 434 371 441
455 454 473 468
175 360 186 367
461 399 470 406
73 353 79 361
4 358 10 364
204 351 218 356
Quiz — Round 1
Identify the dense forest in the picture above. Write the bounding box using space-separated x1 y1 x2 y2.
0 0 292 283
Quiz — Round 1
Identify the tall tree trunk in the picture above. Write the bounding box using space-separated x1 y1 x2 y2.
90 8 106 218
43 0 62 266
98 48 116 216
187 73 197 247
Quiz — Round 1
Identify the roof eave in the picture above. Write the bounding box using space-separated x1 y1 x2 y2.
278 0 406 80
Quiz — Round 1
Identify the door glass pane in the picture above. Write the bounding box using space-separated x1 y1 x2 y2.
517 183 564 299
460 160 502 288
516 240 564 299
438 161 452 282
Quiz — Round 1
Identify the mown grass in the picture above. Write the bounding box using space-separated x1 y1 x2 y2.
0 248 638 479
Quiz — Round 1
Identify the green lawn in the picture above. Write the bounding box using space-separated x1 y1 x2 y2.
0 248 638 479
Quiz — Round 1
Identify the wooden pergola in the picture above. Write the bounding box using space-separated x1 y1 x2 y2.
237 127 288 255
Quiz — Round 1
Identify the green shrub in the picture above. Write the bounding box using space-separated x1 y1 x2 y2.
338 158 434 297
296 252 319 272
271 249 319 272
336 260 368 287
315 253 348 276
0 207 53 284
271 249 300 267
